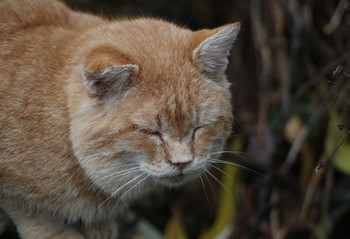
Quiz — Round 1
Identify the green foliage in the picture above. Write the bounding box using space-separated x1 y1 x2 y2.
328 112 350 175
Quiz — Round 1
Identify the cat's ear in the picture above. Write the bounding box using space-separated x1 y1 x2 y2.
192 23 240 79
83 64 139 97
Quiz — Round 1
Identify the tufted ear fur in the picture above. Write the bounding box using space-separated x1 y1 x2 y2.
83 64 138 97
82 46 139 98
192 23 240 80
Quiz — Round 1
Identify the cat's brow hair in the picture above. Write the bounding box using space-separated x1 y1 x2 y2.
155 113 162 130
161 95 193 139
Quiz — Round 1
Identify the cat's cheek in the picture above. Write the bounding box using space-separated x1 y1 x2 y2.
74 140 151 196
196 131 228 162
133 137 164 165
193 129 218 155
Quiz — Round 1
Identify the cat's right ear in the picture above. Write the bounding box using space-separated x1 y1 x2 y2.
83 64 139 97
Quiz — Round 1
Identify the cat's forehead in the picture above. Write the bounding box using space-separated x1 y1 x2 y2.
109 20 194 71
131 74 222 130
132 92 195 129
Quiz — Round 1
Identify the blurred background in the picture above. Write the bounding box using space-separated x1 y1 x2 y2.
5 0 350 238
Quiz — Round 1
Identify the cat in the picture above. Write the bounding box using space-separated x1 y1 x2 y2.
0 0 240 238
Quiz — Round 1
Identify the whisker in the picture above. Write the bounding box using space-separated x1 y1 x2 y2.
209 159 271 181
210 150 251 158
204 169 234 198
199 174 212 209
112 163 140 169
86 164 141 197
91 174 145 216
209 163 235 181
203 171 217 201
99 167 140 182
112 174 150 212
90 167 141 192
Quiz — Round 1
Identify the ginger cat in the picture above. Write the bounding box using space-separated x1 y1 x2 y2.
0 0 240 238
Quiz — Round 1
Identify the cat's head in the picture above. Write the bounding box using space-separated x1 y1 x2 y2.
68 19 240 199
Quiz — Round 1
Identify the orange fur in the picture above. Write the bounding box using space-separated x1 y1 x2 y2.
0 0 239 238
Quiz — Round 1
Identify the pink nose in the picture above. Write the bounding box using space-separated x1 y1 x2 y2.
171 161 192 170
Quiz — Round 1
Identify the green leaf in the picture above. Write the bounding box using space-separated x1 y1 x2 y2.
327 112 350 175
333 139 350 174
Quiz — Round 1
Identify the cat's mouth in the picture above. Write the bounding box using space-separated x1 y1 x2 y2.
142 163 204 186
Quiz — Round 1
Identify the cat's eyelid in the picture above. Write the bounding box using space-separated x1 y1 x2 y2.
193 125 206 130
192 125 206 135
133 124 162 136
141 128 162 136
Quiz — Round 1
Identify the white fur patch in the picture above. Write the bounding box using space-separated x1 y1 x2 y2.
83 64 139 96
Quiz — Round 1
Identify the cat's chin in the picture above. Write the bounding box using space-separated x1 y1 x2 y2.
155 174 199 188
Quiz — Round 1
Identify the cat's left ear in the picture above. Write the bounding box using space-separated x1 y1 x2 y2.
191 23 240 80
83 64 139 97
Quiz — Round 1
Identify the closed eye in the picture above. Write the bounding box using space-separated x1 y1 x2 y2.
192 126 204 140
132 124 162 139
140 128 162 137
